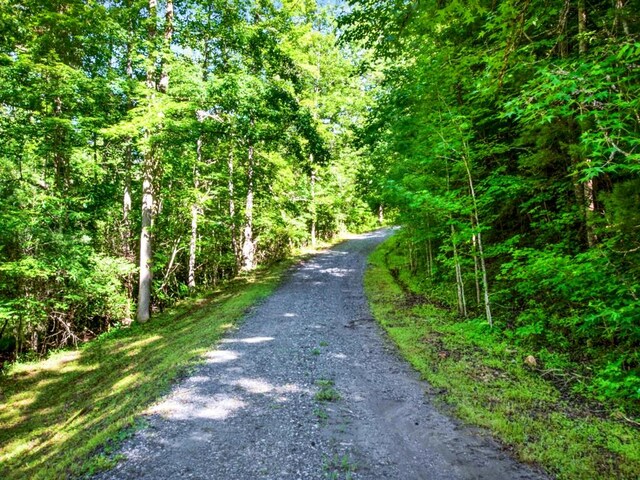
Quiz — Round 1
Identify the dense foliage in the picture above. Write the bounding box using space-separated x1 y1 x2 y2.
2 0 638 420
341 0 640 412
0 0 374 359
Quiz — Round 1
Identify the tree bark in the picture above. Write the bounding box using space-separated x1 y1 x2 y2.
158 0 173 93
123 146 133 259
137 0 172 322
310 164 317 247
471 226 481 306
576 0 598 247
228 150 239 266
425 222 433 279
188 137 202 289
241 145 256 271
462 151 492 327
556 0 570 57
137 160 154 323
577 0 587 55
146 0 157 90
451 224 467 317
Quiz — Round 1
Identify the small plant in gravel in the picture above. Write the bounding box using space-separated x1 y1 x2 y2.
314 407 329 421
316 379 334 387
315 379 341 402
323 453 357 480
312 348 321 355
319 340 329 347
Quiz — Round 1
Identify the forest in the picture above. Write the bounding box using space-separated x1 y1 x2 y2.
0 0 639 451
341 0 640 415
0 0 377 359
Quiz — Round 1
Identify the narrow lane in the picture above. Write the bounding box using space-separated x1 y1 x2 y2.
97 229 545 480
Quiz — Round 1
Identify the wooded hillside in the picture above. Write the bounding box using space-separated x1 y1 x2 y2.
0 0 374 359
342 0 640 414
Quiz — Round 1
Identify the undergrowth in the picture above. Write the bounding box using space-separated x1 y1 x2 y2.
365 236 640 480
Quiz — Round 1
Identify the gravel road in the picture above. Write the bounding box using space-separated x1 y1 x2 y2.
96 229 546 480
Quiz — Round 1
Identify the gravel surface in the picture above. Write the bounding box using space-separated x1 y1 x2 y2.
95 229 546 480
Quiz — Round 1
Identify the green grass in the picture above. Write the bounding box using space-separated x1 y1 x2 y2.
313 406 329 426
0 262 292 480
365 236 640 480
315 379 341 402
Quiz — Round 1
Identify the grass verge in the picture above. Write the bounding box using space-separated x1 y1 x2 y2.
365 236 640 480
0 260 295 480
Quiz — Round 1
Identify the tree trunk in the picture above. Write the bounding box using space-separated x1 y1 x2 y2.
136 0 172 322
475 228 492 327
576 0 598 247
228 150 239 266
158 0 173 93
137 159 154 323
425 218 433 279
556 0 571 57
614 0 630 35
408 240 416 273
451 224 467 317
188 203 198 288
241 145 256 271
577 0 587 55
310 164 317 247
584 174 597 247
426 239 433 279
188 137 202 289
462 152 492 327
123 146 133 260
146 0 157 90
122 146 134 324
471 229 481 306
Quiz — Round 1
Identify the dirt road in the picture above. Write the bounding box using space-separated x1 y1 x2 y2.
97 230 545 480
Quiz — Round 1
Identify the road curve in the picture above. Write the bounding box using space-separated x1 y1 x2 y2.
96 229 545 480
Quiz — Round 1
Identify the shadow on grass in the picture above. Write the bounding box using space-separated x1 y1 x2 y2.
0 267 286 480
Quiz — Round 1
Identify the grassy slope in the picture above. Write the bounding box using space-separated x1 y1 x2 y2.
0 261 293 480
365 236 640 480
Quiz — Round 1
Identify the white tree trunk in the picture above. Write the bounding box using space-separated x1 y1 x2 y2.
228 151 239 266
188 203 198 288
451 224 467 317
310 165 317 247
123 151 132 260
137 165 153 323
241 145 256 271
462 152 492 327
472 230 481 305
188 137 202 288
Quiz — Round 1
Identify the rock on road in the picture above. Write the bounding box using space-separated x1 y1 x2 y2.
96 229 545 480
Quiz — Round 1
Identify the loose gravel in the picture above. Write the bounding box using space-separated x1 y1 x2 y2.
95 229 546 480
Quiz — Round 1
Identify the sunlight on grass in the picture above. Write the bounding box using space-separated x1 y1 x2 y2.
111 372 142 393
0 260 293 480
121 335 162 357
